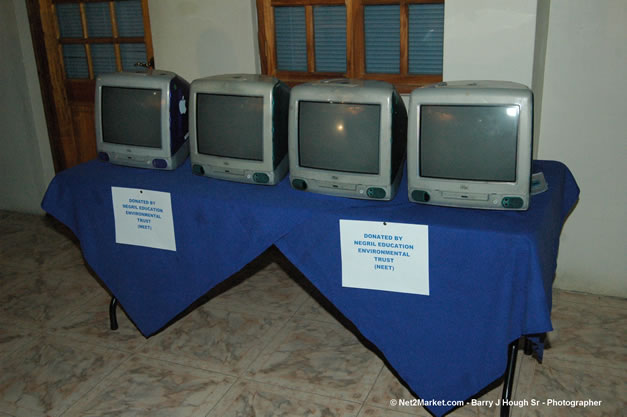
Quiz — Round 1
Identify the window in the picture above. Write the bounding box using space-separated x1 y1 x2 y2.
53 0 153 80
256 0 444 93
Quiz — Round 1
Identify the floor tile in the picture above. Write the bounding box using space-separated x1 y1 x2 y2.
473 386 502 417
138 303 289 375
1 212 625 417
364 351 525 417
50 291 148 353
0 264 103 328
358 405 426 417
0 326 34 357
513 358 626 417
63 355 235 417
208 262 309 315
364 366 428 416
207 379 360 417
245 318 384 402
0 216 83 273
553 289 627 310
295 293 341 324
546 297 626 369
508 354 538 417
483 348 538 417
0 334 129 417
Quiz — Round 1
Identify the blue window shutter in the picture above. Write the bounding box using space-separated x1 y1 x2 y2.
115 0 145 38
85 2 112 38
274 7 307 71
408 3 444 75
91 44 117 76
120 43 147 71
62 45 89 79
56 3 83 38
364 5 400 74
313 6 346 73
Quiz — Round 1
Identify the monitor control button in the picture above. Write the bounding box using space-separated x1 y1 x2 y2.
152 159 167 169
411 190 430 202
292 179 307 190
367 187 386 199
192 164 205 175
253 173 269 184
502 196 524 209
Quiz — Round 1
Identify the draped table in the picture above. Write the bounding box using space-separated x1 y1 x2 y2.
42 159 578 416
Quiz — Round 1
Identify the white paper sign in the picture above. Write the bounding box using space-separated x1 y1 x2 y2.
111 187 176 251
339 219 429 295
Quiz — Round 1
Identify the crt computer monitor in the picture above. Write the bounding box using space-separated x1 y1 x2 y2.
189 74 290 185
407 80 533 210
95 70 190 170
288 79 407 201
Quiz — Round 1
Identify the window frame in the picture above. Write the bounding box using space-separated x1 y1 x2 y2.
52 0 154 80
256 0 444 93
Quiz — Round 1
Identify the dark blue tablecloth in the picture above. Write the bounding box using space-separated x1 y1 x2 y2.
42 159 578 416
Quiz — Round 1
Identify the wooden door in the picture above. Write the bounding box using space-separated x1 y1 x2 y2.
26 0 154 171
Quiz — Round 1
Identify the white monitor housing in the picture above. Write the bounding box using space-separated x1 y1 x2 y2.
288 79 407 201
407 80 533 210
95 70 190 170
189 74 290 185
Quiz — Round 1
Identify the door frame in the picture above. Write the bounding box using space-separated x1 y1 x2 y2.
26 0 69 172
25 0 154 172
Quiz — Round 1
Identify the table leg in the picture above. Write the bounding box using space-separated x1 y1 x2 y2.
109 297 119 330
524 337 533 355
500 338 520 417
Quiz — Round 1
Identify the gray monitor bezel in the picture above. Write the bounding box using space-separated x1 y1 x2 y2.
95 71 182 169
189 74 287 185
407 81 533 210
288 79 400 200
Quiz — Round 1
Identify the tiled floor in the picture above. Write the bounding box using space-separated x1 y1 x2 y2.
0 210 625 417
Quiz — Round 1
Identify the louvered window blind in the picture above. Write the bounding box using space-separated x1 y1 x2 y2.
55 0 151 80
62 44 88 79
408 3 444 74
314 6 347 73
56 3 83 38
85 2 113 37
91 44 117 75
258 0 444 92
274 7 307 71
364 5 400 74
115 0 145 37
120 43 148 72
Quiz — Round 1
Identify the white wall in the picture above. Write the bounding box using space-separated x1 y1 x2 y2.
537 0 627 297
148 0 260 82
146 0 625 298
0 0 55 214
444 0 626 297
531 0 551 157
443 0 538 87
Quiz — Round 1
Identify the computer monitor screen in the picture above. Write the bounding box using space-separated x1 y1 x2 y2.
95 70 190 170
101 87 162 148
189 74 290 185
196 94 264 161
298 101 380 174
407 80 533 210
288 79 407 201
419 105 519 182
